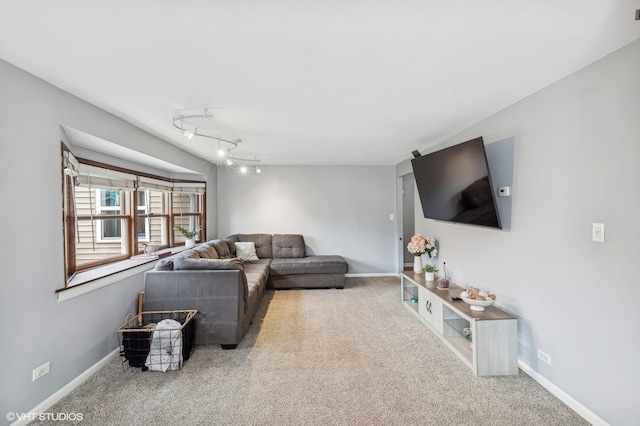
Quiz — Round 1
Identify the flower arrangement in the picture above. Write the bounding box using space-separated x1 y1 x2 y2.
407 234 437 258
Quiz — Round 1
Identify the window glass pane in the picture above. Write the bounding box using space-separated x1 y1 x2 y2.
138 216 168 253
74 186 96 215
137 190 169 246
76 218 128 267
136 211 147 239
101 190 120 207
148 190 169 215
172 192 198 213
136 190 148 240
101 211 121 239
173 215 200 243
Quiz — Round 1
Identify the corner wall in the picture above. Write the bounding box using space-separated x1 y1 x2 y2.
398 38 640 425
217 165 398 274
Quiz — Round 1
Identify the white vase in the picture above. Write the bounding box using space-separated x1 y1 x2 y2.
185 239 196 248
425 271 435 281
413 256 423 273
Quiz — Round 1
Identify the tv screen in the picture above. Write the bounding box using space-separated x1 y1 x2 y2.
411 137 502 229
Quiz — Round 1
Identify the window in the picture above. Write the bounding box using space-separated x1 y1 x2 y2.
74 185 130 267
61 144 206 286
172 189 204 245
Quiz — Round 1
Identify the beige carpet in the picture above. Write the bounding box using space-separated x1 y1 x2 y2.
31 277 589 425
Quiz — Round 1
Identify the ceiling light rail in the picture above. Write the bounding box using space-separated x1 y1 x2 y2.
172 110 240 148
172 108 261 175
225 155 262 174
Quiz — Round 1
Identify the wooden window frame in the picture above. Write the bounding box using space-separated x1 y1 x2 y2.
60 143 206 288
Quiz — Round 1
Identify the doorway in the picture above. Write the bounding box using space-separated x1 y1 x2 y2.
400 173 415 270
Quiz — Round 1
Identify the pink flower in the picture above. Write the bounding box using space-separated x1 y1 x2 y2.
407 234 427 255
407 234 438 258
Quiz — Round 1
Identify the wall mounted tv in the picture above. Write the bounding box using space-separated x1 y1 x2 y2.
411 137 502 229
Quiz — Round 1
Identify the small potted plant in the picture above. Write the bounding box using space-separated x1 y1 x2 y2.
174 225 201 247
423 264 439 281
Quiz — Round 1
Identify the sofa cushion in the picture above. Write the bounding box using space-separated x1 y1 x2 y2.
234 242 260 261
231 234 273 258
174 257 245 271
155 258 174 271
272 234 306 258
244 261 271 299
211 239 233 259
224 235 239 257
193 243 219 259
270 255 348 275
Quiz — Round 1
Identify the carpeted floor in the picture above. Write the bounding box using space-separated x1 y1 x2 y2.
32 277 589 425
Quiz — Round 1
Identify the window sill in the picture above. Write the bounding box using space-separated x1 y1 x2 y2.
57 246 189 303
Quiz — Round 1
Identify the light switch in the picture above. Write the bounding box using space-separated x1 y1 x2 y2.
389 213 395 221
592 223 605 243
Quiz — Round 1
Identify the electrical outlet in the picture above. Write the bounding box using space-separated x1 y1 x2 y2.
537 350 551 366
32 361 50 381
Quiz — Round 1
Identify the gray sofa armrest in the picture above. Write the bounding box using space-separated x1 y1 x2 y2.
143 269 249 345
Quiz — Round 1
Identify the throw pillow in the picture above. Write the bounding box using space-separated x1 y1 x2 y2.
234 242 259 261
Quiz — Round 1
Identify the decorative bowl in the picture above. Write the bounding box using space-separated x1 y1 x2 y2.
459 291 495 311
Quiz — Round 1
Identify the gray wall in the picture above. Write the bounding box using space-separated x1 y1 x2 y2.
0 59 217 425
217 166 397 274
397 38 640 425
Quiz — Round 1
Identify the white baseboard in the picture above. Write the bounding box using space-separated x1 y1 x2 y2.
15 314 606 426
345 273 400 277
11 349 119 426
518 360 608 426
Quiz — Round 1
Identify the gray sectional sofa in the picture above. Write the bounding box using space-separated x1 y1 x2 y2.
143 233 348 349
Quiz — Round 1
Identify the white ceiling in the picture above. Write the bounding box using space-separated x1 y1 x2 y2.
1 1 639 166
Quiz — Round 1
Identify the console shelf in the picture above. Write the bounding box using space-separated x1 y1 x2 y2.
401 272 518 376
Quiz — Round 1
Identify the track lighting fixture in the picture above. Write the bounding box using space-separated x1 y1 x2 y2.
173 109 262 175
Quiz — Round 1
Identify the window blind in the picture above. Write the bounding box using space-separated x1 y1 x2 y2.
172 181 206 194
137 176 174 192
77 164 137 191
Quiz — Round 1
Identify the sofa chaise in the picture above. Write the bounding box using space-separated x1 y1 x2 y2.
143 233 348 348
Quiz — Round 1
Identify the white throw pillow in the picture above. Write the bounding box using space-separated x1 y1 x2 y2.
234 242 259 261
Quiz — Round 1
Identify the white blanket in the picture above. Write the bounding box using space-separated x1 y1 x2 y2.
145 319 183 371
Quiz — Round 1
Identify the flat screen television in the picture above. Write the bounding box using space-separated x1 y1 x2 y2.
411 137 502 229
